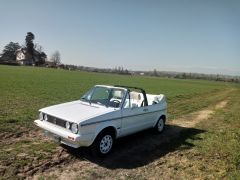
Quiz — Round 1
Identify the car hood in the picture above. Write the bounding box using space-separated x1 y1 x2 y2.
40 100 116 124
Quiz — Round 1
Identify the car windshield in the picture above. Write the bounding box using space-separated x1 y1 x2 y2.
80 86 126 108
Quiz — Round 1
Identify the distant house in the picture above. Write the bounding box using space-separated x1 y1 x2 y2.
15 48 41 65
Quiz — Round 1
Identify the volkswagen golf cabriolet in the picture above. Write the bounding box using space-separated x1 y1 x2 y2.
34 85 167 156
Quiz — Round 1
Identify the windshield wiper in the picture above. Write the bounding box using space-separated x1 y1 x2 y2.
96 102 107 107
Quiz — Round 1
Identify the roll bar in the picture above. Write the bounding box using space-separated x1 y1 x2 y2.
114 85 148 106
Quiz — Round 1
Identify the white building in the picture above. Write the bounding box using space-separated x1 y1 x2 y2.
15 48 41 65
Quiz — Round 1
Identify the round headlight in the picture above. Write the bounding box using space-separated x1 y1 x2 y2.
43 114 48 121
71 123 78 134
39 112 43 120
65 121 71 129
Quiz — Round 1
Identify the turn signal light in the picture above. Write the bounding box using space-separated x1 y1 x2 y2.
68 136 75 141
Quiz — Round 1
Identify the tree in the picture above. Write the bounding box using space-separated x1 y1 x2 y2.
25 32 35 62
182 73 187 79
34 44 47 65
50 51 61 66
40 52 47 64
0 42 21 61
35 52 47 66
153 69 158 76
34 43 43 53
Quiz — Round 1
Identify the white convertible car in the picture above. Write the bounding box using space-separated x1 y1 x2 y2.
34 85 167 156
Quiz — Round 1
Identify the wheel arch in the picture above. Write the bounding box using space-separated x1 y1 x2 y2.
98 126 117 138
154 114 166 127
91 125 117 145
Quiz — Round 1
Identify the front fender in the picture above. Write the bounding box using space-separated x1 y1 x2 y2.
93 120 121 142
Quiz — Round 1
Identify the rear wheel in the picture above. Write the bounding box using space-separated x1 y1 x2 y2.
91 130 114 157
155 117 165 133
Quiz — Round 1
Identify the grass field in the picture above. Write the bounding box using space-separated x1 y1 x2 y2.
0 65 239 179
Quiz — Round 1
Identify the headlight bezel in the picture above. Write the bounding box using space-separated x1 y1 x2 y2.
65 121 71 129
39 112 43 121
43 114 48 121
71 123 78 134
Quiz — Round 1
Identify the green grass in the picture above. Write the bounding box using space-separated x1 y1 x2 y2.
0 65 232 131
0 65 239 179
192 89 240 178
165 88 240 179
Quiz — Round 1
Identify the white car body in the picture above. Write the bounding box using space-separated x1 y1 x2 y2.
34 85 167 149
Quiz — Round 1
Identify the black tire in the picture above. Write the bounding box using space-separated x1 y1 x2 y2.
91 130 114 157
155 117 165 133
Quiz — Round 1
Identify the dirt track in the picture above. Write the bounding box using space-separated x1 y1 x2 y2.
30 100 228 180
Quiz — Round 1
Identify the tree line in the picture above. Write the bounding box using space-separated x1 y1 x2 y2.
147 69 240 83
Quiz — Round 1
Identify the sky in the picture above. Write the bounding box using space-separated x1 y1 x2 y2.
0 0 239 76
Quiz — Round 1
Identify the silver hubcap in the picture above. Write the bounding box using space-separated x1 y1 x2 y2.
157 119 164 132
100 135 113 154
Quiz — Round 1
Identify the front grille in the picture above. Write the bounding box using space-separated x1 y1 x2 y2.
46 115 66 128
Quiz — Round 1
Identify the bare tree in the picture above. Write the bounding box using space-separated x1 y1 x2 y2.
50 50 61 65
34 43 43 53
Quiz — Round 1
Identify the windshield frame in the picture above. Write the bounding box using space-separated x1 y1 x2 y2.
80 86 127 108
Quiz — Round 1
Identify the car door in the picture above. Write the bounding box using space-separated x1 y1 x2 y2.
120 91 153 136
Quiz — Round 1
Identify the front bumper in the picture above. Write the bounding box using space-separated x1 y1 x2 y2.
34 120 93 148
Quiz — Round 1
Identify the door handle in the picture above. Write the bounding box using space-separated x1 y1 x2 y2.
143 108 148 112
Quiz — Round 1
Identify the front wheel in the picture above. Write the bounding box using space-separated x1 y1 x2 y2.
91 131 114 157
155 118 165 133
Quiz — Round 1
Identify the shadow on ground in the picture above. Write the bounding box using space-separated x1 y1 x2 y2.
63 124 205 169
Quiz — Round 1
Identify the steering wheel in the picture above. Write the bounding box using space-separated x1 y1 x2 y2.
110 99 121 107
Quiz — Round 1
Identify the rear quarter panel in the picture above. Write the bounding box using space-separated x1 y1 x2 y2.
147 98 167 127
